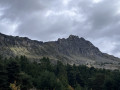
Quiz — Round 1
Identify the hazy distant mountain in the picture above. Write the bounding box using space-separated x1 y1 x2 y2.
0 33 120 69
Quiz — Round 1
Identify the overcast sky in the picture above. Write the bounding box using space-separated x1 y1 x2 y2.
0 0 120 57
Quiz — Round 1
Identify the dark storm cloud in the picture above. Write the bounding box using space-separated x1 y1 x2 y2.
0 0 120 57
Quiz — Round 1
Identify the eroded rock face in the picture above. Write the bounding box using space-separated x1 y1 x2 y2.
56 35 102 57
0 33 120 69
0 33 43 46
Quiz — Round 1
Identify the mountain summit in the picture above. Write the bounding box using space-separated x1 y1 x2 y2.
0 33 120 69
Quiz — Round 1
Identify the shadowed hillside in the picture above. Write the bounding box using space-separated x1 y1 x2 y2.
0 33 120 69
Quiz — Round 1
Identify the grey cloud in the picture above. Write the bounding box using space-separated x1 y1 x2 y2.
0 0 43 21
0 0 62 21
0 0 120 57
16 12 76 41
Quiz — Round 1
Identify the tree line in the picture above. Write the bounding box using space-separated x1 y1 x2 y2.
0 56 120 90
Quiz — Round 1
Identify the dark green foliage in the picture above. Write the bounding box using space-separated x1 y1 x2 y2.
104 78 114 90
39 57 53 72
1 56 120 90
35 71 63 90
0 62 9 89
19 72 33 90
7 60 20 83
75 84 83 90
55 61 68 88
88 73 105 90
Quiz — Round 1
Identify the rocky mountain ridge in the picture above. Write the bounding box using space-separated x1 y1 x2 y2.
0 33 120 69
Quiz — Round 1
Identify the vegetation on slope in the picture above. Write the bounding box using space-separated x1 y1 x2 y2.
0 56 120 90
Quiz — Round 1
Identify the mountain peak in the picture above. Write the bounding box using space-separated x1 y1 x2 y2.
68 35 79 39
67 35 86 41
0 32 120 70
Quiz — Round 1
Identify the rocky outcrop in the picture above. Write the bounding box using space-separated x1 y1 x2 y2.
0 33 120 69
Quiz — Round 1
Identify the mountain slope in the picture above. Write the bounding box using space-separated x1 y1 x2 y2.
0 33 120 69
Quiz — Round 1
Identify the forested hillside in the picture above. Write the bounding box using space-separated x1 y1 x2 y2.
0 56 120 90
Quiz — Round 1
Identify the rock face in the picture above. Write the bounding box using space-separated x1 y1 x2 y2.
0 33 120 69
